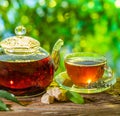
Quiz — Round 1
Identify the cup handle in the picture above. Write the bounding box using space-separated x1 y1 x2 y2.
104 65 113 78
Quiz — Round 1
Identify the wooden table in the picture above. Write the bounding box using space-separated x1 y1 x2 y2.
0 79 120 116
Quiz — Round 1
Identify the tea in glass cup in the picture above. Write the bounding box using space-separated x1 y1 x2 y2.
64 52 107 87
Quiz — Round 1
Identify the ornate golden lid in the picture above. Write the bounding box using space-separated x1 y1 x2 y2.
0 26 40 54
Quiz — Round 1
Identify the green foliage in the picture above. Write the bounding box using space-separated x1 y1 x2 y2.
66 91 84 104
0 90 21 111
0 0 120 77
0 90 20 104
0 100 9 111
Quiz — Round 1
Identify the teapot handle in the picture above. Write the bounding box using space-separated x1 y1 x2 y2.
51 39 64 71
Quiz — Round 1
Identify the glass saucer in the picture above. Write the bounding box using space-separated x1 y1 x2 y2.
55 70 116 94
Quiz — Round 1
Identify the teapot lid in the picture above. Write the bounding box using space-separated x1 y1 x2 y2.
0 26 40 54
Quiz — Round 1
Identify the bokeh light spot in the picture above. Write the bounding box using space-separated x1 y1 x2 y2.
39 0 46 6
115 0 120 8
21 16 29 24
88 1 94 9
61 1 69 8
57 13 65 22
90 13 99 19
49 0 57 8
0 0 9 7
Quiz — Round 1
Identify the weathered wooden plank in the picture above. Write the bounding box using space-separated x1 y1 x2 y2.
0 79 120 116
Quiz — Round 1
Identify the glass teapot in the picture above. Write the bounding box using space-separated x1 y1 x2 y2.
0 26 63 97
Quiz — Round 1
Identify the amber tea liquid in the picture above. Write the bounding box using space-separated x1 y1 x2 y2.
0 56 54 96
65 59 105 87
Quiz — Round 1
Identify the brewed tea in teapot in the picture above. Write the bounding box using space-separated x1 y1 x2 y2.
0 26 63 96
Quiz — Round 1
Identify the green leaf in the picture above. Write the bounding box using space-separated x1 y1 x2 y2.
0 90 20 104
0 100 9 111
66 91 84 104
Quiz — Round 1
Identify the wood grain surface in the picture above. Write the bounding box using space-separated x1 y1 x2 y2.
0 79 120 116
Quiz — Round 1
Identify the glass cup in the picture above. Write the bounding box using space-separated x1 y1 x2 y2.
64 52 107 87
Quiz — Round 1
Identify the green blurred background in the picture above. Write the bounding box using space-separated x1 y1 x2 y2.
0 0 120 77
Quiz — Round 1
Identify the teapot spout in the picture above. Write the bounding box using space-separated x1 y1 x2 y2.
51 39 64 71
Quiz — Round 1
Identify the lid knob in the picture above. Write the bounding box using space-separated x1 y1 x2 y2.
15 26 26 36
